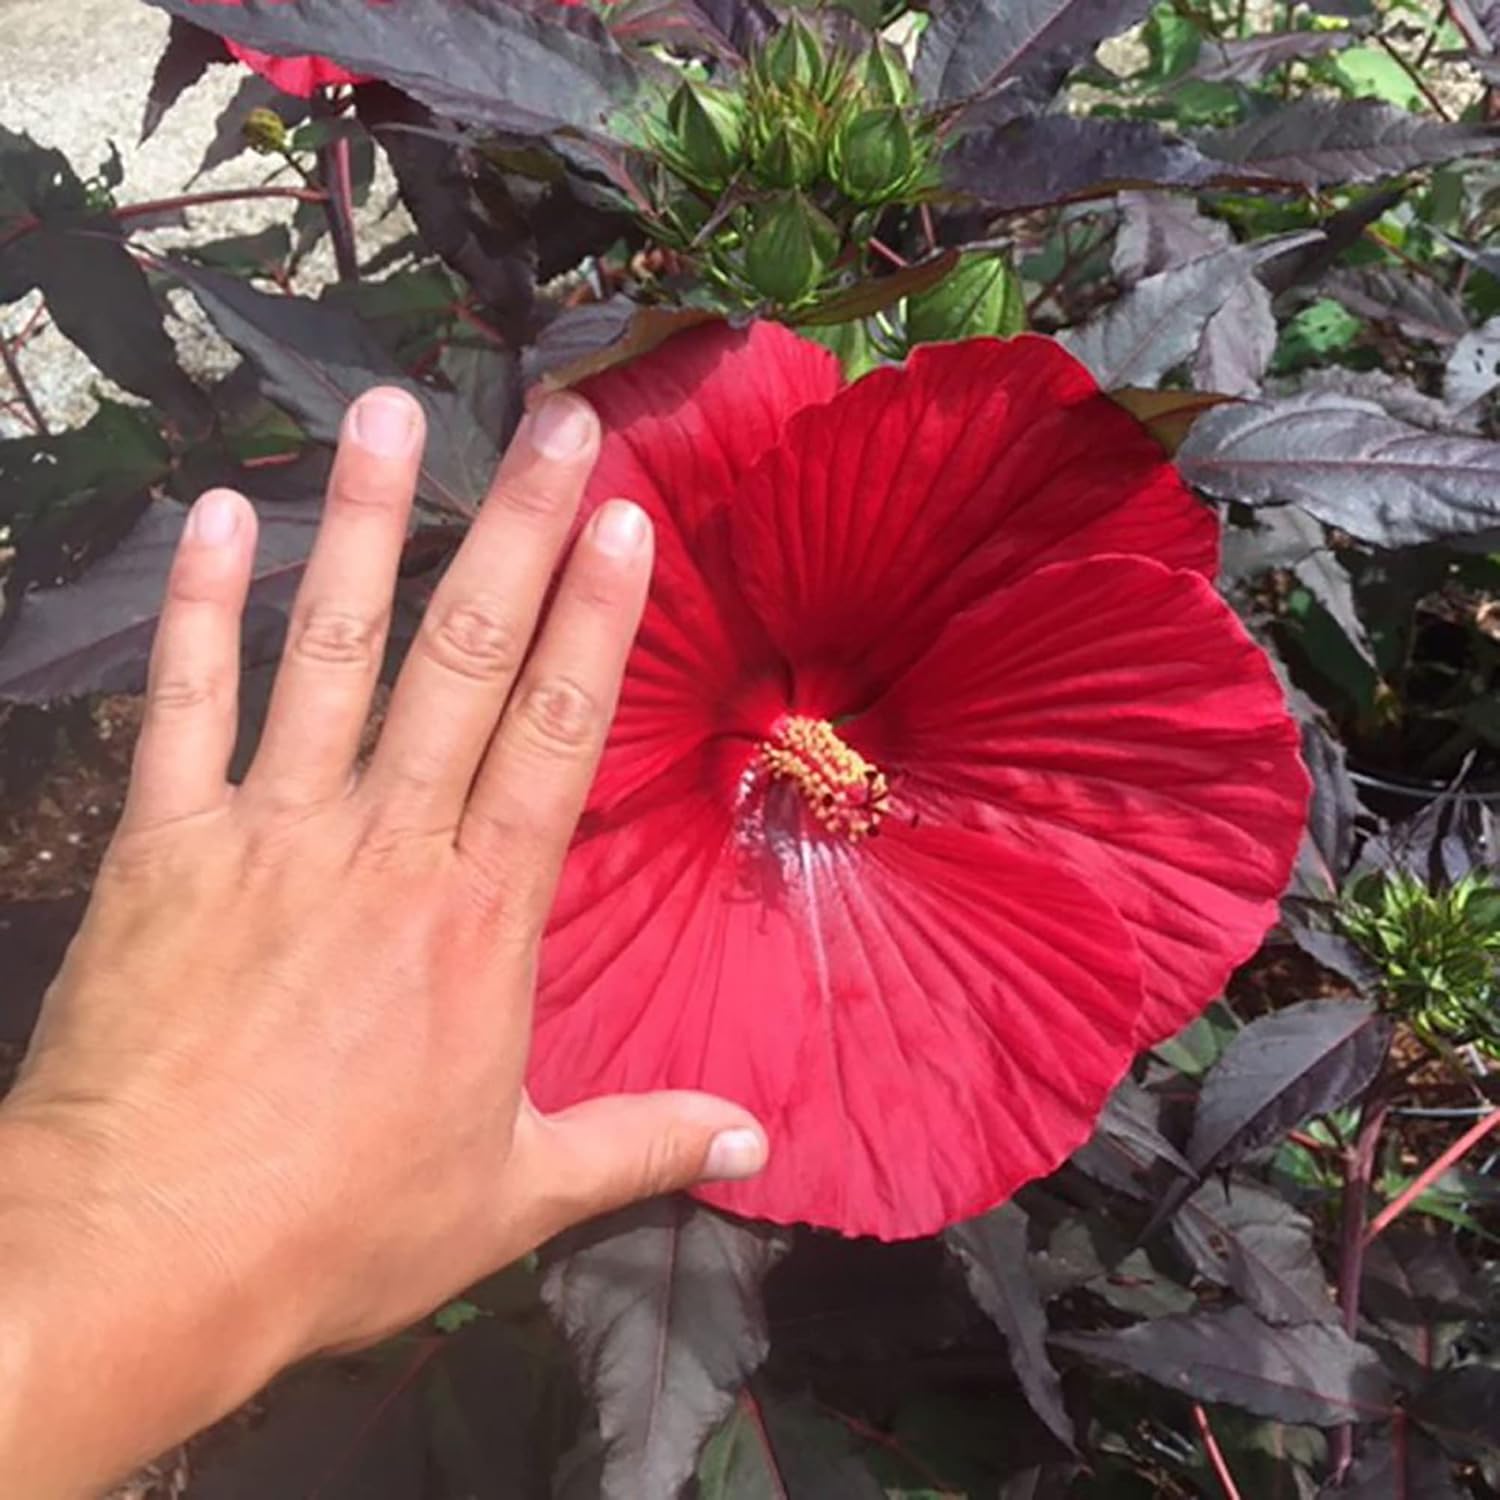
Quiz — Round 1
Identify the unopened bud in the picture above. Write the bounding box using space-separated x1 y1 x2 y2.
759 18 825 93
862 40 913 107
666 81 744 190
831 105 917 204
753 118 823 189
243 107 289 155
743 192 840 306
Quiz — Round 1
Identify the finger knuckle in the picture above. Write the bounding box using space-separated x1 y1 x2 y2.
328 472 406 515
491 478 564 524
422 596 525 683
515 676 600 757
291 604 386 669
148 673 220 715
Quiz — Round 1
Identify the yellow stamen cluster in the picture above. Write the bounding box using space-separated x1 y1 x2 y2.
759 714 891 842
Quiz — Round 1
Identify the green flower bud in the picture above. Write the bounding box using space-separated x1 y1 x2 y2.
243 107 289 155
831 105 917 204
753 118 824 189
760 18 825 93
862 40 913 107
906 250 1027 345
666 81 744 190
743 192 840 306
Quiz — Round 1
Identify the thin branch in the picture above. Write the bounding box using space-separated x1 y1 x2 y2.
1194 1404 1243 1500
1364 1106 1500 1245
0 333 48 435
0 186 329 252
1374 31 1453 120
1331 1082 1393 1483
317 133 360 283
867 235 909 269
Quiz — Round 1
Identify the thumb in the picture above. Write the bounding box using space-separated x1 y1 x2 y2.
529 1091 768 1228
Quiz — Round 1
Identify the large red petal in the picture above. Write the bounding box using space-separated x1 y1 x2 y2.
531 777 808 1120
534 774 1146 1240
575 323 842 808
226 41 365 94
731 335 1217 706
864 555 1309 1046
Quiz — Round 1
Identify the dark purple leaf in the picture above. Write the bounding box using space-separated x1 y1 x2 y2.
697 1389 886 1499
1053 1306 1394 1425
1190 28 1358 83
1361 1228 1484 1375
0 129 211 436
915 0 1155 103
1223 509 1374 679
524 297 724 387
1319 1429 1464 1499
355 87 537 342
1178 392 1500 545
946 1205 1075 1448
1070 1076 1193 1198
1444 316 1500 409
1323 268 1470 347
1275 366 1480 433
1187 1000 1391 1174
1173 1177 1337 1326
0 500 319 704
1410 1365 1500 1463
795 249 961 327
947 116 1246 214
1061 229 1317 389
607 0 749 63
1199 98 1500 186
1115 193 1282 396
541 1198 789 1500
170 261 513 519
143 0 639 139
140 16 230 144
1300 719 1362 894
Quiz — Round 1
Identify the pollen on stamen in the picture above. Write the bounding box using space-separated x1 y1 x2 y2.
758 714 891 843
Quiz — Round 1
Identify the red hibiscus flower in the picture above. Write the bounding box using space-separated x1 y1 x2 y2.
193 0 583 96
191 0 368 95
527 323 1309 1241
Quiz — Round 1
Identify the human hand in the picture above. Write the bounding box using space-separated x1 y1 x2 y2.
0 387 766 1496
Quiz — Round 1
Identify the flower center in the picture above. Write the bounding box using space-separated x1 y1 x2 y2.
758 714 890 842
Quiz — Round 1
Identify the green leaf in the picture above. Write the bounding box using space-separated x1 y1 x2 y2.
1142 2 1201 83
1330 46 1425 109
906 249 1025 344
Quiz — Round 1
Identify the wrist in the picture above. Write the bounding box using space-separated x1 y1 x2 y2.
0 1102 303 1496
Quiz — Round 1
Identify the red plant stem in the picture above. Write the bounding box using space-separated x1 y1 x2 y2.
867 235 909 269
1364 1106 1500 1245
1331 1086 1392 1482
319 134 360 283
919 202 939 257
1194 1404 1243 1500
0 186 329 252
452 301 508 346
0 333 48 434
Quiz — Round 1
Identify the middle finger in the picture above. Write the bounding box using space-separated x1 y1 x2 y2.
243 387 424 809
360 391 600 832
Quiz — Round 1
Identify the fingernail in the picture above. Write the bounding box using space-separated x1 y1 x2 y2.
530 392 596 460
702 1128 768 1183
352 389 419 456
591 499 649 558
186 489 242 546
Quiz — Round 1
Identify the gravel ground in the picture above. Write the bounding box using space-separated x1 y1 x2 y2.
0 0 408 439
